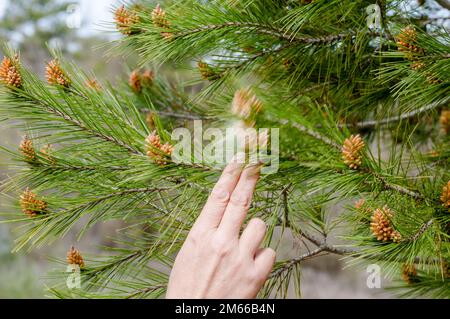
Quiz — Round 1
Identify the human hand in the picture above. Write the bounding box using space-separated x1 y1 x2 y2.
166 160 276 299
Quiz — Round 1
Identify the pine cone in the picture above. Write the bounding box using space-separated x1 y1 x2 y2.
142 70 154 86
40 144 56 164
342 134 365 169
402 264 418 284
426 72 441 84
152 4 172 39
146 112 155 130
160 142 174 155
20 188 47 217
19 135 36 162
410 61 425 71
282 58 294 72
67 246 85 268
354 198 365 209
443 262 450 278
86 78 101 91
390 230 402 243
145 131 173 165
439 110 450 134
370 206 401 243
46 59 70 88
396 26 423 57
114 5 140 35
146 131 162 148
440 181 450 210
0 55 22 88
231 88 262 121
198 61 220 81
429 150 440 158
129 70 142 93
354 198 371 214
152 4 169 29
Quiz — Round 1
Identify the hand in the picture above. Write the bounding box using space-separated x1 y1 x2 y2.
166 160 276 299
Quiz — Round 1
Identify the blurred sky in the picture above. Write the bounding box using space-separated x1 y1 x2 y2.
0 0 119 36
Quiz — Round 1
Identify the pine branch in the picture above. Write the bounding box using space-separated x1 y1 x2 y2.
140 109 211 120
125 284 166 299
403 219 434 243
172 22 296 41
269 247 326 279
278 118 424 199
86 187 171 202
369 170 423 199
340 101 447 129
172 22 391 44
280 216 359 256
278 119 341 149
286 222 439 266
22 93 143 155
31 161 129 172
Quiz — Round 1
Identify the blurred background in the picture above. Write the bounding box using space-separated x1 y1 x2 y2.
0 0 391 298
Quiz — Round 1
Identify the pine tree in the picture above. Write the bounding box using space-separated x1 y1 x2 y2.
0 0 449 299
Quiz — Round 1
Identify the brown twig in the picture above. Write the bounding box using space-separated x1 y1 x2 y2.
278 118 341 149
403 219 434 243
338 101 447 129
141 109 212 120
269 247 326 279
125 284 166 299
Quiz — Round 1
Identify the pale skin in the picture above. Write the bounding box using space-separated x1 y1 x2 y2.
166 159 276 299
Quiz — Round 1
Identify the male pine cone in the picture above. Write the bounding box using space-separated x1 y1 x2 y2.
19 135 36 162
67 246 85 268
0 55 22 88
370 206 401 243
198 61 220 81
145 131 174 165
441 181 450 210
402 264 418 284
86 78 101 91
152 4 169 29
20 188 47 217
129 69 154 93
396 26 423 58
129 70 142 93
440 110 450 134
114 5 140 35
342 134 365 169
46 59 70 88
152 4 172 39
231 88 263 126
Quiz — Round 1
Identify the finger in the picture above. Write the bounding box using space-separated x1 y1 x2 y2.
254 247 276 280
239 218 267 257
192 159 244 231
217 163 261 237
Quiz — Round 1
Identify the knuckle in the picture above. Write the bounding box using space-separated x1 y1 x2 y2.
230 193 250 208
223 162 241 175
186 232 200 247
210 187 230 203
211 236 233 257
